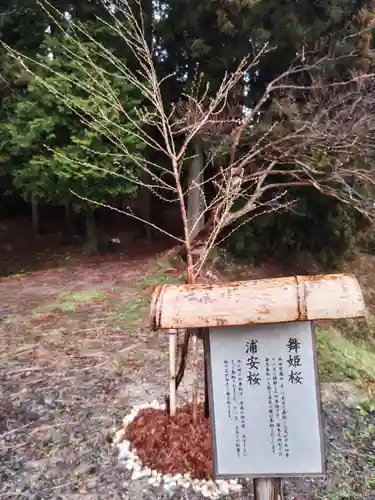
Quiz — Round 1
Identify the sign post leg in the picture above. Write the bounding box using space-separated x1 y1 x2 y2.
253 478 283 500
203 330 210 418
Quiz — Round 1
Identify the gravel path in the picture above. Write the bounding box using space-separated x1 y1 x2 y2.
0 260 374 499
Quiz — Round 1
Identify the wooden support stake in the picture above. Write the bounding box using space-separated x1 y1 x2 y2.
191 328 199 424
254 478 283 500
168 329 177 417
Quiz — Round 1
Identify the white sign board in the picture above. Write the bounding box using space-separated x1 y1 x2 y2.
208 321 325 478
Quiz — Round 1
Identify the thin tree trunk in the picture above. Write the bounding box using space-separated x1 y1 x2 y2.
84 206 97 254
187 139 205 424
171 145 206 423
187 138 205 242
31 194 39 235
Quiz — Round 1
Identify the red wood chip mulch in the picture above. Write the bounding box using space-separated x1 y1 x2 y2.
125 402 213 479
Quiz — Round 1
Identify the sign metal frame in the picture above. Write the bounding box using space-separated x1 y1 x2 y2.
206 321 327 479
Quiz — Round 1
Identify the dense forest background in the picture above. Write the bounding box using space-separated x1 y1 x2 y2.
1 0 375 272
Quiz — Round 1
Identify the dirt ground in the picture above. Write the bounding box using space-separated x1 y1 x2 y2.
0 224 374 499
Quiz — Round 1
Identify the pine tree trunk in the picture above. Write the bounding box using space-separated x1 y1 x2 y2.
139 170 152 240
31 194 39 235
355 0 375 72
84 207 97 254
63 199 73 239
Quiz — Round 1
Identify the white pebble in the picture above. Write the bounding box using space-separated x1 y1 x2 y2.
118 441 131 461
131 470 143 480
114 428 125 444
182 481 190 489
163 473 173 483
192 484 202 493
201 485 210 497
151 470 158 477
123 414 134 425
132 469 150 479
125 462 134 471
219 481 230 495
229 479 238 484
140 469 151 479
133 463 142 472
148 477 157 485
229 483 242 492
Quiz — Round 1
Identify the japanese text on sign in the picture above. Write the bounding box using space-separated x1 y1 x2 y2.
208 322 324 477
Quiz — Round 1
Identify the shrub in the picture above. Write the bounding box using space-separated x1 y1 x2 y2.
223 189 370 270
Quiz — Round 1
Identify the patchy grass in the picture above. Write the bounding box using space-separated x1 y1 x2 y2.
333 315 375 353
111 261 184 329
357 397 375 417
134 267 185 287
31 289 107 316
316 328 375 391
0 272 26 280
57 290 107 302
115 296 149 328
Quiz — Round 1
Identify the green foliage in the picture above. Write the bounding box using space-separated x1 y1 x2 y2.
316 328 375 388
156 0 367 100
223 191 370 270
2 18 145 210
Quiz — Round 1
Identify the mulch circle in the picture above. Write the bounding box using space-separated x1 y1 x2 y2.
125 402 213 480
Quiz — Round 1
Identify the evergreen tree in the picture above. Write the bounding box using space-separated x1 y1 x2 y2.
2 19 145 250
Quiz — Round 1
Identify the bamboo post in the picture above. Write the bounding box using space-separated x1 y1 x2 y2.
150 274 366 331
168 328 177 417
254 478 283 500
